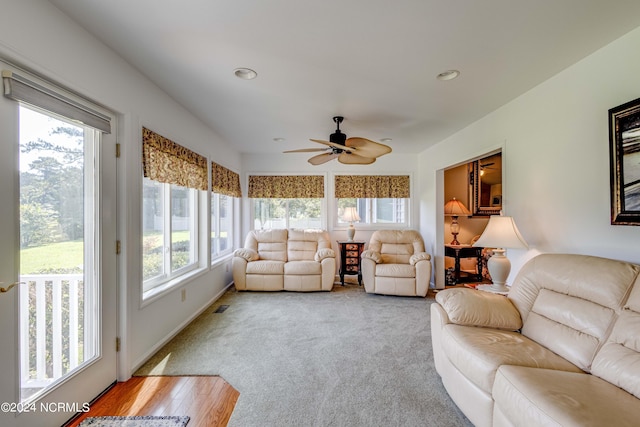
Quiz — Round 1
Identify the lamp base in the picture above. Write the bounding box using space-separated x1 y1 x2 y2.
347 224 356 242
485 248 510 292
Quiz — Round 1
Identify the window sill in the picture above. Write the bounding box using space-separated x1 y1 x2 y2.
141 266 209 308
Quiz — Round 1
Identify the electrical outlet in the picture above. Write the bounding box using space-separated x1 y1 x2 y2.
181 288 186 302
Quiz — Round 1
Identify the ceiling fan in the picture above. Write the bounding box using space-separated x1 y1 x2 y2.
284 116 392 165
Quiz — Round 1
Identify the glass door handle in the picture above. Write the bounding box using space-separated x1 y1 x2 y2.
0 282 24 293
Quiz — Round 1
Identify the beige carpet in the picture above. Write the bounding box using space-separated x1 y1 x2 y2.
135 284 472 427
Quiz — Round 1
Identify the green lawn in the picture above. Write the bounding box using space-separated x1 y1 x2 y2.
21 231 199 275
20 241 84 274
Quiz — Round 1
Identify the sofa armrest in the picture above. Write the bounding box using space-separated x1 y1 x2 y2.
435 288 522 331
410 251 431 265
361 250 382 263
233 248 259 262
315 248 335 262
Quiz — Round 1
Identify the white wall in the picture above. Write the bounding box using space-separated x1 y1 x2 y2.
420 25 640 288
0 0 241 378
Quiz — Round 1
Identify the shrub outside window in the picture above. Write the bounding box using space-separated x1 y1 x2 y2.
253 198 322 230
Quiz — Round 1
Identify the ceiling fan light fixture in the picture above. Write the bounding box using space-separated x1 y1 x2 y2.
234 67 257 80
284 116 392 165
436 69 460 81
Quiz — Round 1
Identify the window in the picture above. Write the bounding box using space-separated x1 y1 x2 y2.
211 193 234 259
337 198 408 225
253 198 322 230
334 175 410 227
248 174 325 230
142 179 199 292
210 161 241 260
141 128 207 298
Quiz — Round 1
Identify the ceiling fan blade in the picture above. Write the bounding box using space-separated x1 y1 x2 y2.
345 137 392 158
338 152 376 165
310 138 349 151
283 148 329 153
308 152 339 165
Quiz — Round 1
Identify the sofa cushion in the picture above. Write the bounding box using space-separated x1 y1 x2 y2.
245 229 288 261
508 253 640 372
287 229 331 261
436 288 522 331
441 324 582 393
367 230 425 265
246 260 285 275
493 365 640 427
522 288 616 371
284 260 321 275
592 278 640 399
375 263 415 278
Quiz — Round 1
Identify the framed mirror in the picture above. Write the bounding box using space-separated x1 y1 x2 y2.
470 152 502 216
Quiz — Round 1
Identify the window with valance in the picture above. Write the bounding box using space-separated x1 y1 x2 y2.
335 175 410 226
249 175 325 230
211 162 240 260
212 161 242 198
141 127 206 296
248 175 324 198
142 127 208 191
334 175 410 198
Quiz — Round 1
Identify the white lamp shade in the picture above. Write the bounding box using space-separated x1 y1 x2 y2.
342 207 361 222
473 215 528 249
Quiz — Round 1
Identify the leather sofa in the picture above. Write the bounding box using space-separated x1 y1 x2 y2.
361 229 431 297
431 253 640 427
232 229 336 292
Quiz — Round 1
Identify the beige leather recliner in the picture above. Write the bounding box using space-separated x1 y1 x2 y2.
431 253 640 427
232 229 336 292
360 229 431 297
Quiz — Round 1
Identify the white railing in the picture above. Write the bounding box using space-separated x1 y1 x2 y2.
19 274 85 395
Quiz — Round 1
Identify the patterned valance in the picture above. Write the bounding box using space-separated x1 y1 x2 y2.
212 161 242 197
335 175 410 198
142 127 208 191
248 175 324 198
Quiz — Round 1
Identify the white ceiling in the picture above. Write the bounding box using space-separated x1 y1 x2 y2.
50 0 640 155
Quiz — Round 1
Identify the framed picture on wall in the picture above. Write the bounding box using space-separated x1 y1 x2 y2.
609 97 640 225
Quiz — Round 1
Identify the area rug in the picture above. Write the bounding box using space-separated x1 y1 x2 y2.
79 415 189 427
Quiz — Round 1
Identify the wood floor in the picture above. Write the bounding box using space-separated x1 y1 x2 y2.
63 376 239 427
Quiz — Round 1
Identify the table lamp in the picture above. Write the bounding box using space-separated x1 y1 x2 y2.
342 207 361 242
472 214 528 293
443 197 471 245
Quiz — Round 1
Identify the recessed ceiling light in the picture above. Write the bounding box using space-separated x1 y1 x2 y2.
234 68 257 80
273 137 285 142
436 70 460 81
380 138 393 142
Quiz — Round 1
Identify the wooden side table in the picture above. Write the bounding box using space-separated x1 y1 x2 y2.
337 241 365 286
444 244 484 284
